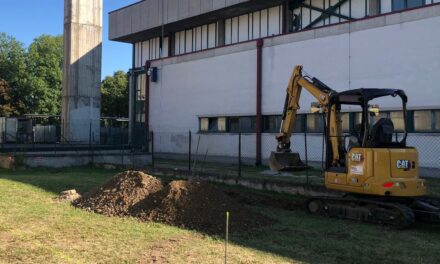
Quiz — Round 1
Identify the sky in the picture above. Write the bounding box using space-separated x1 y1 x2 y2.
0 0 139 79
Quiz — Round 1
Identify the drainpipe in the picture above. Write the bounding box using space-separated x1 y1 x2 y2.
145 61 151 145
256 39 264 165
282 0 288 33
129 44 136 145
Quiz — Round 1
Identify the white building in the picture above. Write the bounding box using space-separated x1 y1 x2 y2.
109 0 440 168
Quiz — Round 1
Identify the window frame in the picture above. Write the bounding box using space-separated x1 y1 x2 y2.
392 0 425 12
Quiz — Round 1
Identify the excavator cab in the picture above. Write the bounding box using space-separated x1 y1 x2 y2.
326 88 409 170
323 89 426 197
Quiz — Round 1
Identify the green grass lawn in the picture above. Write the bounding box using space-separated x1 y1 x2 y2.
1 167 440 263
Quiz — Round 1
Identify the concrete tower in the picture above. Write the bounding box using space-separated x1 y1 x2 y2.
62 0 102 143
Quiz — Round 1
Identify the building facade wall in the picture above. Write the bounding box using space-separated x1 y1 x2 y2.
141 5 440 167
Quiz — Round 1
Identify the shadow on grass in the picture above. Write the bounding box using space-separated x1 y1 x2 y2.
0 167 120 195
1 167 440 264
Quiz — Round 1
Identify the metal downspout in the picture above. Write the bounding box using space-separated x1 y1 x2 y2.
256 39 264 165
145 61 151 146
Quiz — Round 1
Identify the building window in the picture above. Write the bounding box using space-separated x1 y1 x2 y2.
239 116 255 133
208 118 218 131
371 112 389 125
435 111 440 131
200 118 209 131
199 110 440 134
134 37 168 68
135 74 146 124
174 23 217 56
224 5 282 45
414 110 432 131
200 117 226 132
341 113 350 132
229 117 239 133
263 115 281 133
369 0 381 16
218 117 227 132
306 114 323 132
390 111 405 131
392 0 424 11
293 115 304 133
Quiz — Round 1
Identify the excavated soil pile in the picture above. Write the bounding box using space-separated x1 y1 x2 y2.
73 171 163 216
130 180 272 234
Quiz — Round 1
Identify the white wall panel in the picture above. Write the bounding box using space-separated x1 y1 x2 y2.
252 11 260 39
225 18 232 44
163 36 169 57
311 0 324 27
185 29 193 53
268 6 281 36
231 17 239 43
239 14 249 42
351 0 367 18
179 31 185 54
340 0 351 19
174 32 181 55
208 23 216 48
381 0 392 13
349 16 440 108
260 9 268 37
202 25 208 49
195 26 202 50
150 49 257 132
142 40 149 62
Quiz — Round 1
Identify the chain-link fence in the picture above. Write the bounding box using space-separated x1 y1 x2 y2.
149 131 440 181
0 116 131 152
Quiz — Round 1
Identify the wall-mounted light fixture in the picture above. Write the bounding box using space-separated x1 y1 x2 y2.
147 67 158 82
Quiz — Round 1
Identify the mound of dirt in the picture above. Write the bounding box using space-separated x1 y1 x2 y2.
73 171 163 216
130 180 272 234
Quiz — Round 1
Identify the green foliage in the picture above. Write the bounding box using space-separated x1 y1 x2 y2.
1 32 128 118
0 33 28 115
26 35 63 114
0 33 63 116
0 79 14 116
101 70 129 117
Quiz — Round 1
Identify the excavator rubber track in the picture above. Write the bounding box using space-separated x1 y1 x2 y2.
305 195 440 228
305 196 415 229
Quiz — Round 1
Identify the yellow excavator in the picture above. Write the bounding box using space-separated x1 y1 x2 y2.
270 65 440 228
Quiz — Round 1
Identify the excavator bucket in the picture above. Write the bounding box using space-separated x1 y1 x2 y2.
269 151 309 172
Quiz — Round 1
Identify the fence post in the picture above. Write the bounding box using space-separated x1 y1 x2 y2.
321 132 325 169
238 132 242 178
89 121 92 145
304 132 309 185
188 130 192 174
151 131 155 168
88 121 92 146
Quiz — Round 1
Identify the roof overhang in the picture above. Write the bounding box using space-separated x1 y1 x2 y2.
109 0 285 43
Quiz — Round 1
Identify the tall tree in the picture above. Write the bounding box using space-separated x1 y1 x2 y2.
101 71 129 117
0 79 14 116
0 33 28 115
26 35 63 115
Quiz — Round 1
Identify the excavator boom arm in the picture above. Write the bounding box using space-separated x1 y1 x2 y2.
272 65 344 170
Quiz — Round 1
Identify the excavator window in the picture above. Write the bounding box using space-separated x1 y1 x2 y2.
366 118 395 147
